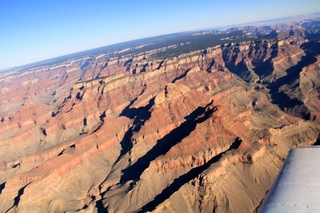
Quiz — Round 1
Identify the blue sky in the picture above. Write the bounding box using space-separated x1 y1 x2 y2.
0 0 319 70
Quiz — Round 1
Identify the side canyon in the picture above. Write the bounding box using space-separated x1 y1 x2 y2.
0 19 320 212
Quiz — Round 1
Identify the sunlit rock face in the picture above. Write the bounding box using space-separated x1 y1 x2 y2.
0 20 320 213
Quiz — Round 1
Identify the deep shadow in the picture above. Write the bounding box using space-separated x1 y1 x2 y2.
95 73 101 79
252 42 278 78
313 134 320 145
138 137 242 212
101 61 108 70
222 41 278 82
0 182 5 194
95 199 106 213
40 127 47 136
14 186 27 205
96 86 154 210
12 163 20 168
140 64 148 73
303 21 320 41
112 84 151 164
124 58 133 67
117 97 155 163
222 44 238 73
171 68 191 83
119 84 147 119
120 101 216 183
267 41 320 119
222 44 252 81
206 59 215 73
76 92 82 100
6 184 29 212
201 49 208 70
57 144 75 156
124 58 133 71
155 60 165 70
223 41 278 82
99 111 106 121
80 58 92 70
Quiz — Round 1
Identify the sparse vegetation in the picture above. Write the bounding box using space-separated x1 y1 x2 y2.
14 28 277 72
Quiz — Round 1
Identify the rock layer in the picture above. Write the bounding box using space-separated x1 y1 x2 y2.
0 21 320 213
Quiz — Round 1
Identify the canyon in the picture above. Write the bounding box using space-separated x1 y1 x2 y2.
0 17 320 212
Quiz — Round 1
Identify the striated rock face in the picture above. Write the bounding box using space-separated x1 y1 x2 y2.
0 21 320 213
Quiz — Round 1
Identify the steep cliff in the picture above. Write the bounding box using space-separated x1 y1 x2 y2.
0 21 319 213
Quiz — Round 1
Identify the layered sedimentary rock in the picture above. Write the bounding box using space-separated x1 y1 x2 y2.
0 21 319 213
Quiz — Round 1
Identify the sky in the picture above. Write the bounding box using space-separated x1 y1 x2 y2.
0 0 319 70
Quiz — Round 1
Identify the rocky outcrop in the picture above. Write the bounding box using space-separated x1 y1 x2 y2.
0 22 319 213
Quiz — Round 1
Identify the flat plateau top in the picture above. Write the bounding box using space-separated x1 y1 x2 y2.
259 146 320 213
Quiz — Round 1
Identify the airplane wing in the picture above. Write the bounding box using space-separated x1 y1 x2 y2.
258 146 320 213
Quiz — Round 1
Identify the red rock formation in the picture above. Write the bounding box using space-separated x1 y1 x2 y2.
0 22 319 213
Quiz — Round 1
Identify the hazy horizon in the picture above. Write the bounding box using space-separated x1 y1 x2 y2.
1 0 319 70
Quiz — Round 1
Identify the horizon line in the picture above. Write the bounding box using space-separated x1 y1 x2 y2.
1 11 319 72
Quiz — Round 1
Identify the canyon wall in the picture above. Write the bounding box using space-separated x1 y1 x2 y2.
0 24 319 213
